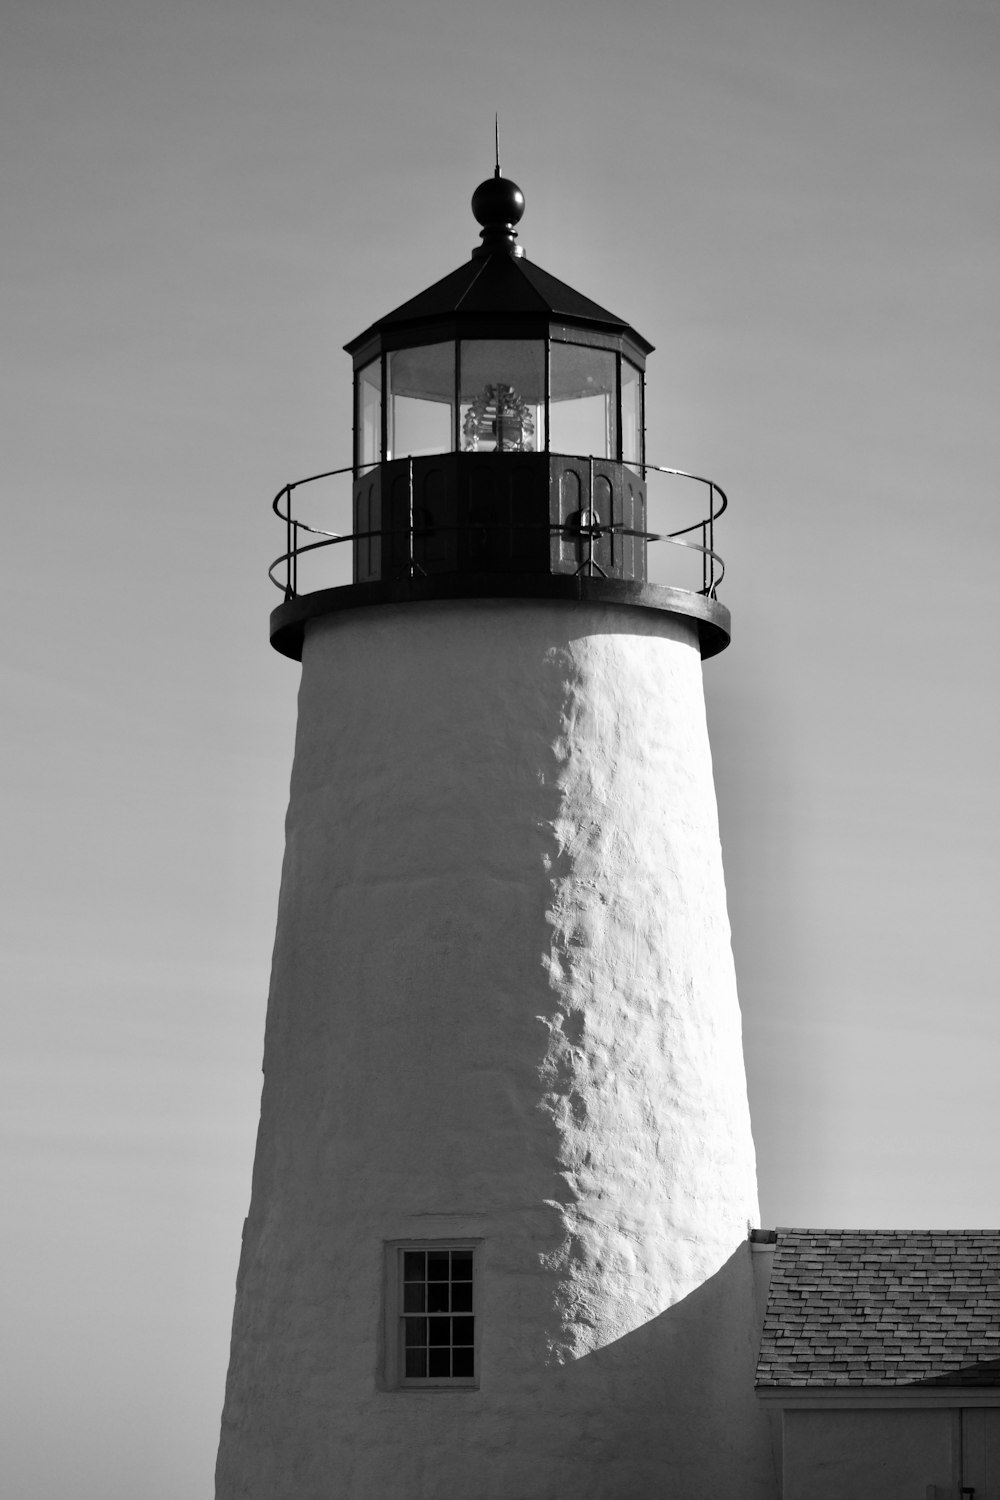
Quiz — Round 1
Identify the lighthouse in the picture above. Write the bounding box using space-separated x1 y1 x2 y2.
216 170 775 1498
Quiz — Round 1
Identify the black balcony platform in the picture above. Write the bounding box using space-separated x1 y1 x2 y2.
269 573 731 662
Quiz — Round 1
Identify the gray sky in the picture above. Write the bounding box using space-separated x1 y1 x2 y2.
3 0 999 1495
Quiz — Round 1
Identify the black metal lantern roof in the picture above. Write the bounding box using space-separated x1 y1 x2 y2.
344 175 654 358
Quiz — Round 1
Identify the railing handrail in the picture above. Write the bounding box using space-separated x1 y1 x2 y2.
268 455 727 599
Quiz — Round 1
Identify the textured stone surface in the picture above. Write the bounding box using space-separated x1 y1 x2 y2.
216 597 771 1498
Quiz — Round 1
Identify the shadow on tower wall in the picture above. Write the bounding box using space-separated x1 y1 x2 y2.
447 1242 781 1500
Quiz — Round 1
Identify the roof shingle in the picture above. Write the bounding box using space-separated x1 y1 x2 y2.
756 1229 1000 1388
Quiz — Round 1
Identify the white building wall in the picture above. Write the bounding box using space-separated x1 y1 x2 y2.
782 1408 958 1500
216 597 773 1499
779 1405 1000 1500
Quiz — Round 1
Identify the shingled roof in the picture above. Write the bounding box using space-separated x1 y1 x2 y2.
756 1228 1000 1388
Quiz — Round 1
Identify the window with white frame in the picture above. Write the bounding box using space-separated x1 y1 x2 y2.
387 1243 478 1387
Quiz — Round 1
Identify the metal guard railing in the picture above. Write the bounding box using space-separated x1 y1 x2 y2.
268 458 727 602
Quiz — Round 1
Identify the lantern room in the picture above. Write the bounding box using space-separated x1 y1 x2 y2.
355 329 645 466
344 171 653 587
268 169 731 661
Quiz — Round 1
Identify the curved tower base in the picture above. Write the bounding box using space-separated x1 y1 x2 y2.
216 597 773 1499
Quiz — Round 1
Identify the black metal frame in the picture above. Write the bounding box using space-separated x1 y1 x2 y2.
355 325 649 471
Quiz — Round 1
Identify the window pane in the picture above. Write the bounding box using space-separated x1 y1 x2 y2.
550 344 617 460
387 343 455 459
427 1282 449 1312
403 1283 425 1313
460 340 545 453
452 1317 474 1345
622 359 643 468
404 1318 427 1347
356 359 382 468
451 1282 472 1312
405 1349 427 1378
427 1252 450 1281
403 1252 425 1282
452 1348 474 1378
428 1318 451 1346
451 1252 473 1280
428 1349 451 1378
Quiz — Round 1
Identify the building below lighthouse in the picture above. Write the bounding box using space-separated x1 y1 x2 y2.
215 168 1000 1500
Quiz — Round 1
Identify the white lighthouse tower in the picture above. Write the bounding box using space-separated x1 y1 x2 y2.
216 170 774 1498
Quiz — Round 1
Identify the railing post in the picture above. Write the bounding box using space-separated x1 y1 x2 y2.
285 486 294 601
408 456 415 579
642 461 649 581
293 488 300 598
708 483 715 595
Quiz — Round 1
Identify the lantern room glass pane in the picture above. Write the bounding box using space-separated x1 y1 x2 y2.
622 359 643 469
549 344 617 460
387 343 455 460
460 340 545 453
356 359 382 469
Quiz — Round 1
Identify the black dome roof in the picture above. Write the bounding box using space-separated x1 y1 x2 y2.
345 248 653 355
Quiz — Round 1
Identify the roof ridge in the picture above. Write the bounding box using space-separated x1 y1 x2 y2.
450 254 491 312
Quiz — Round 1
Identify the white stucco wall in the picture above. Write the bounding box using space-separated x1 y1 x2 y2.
216 597 771 1499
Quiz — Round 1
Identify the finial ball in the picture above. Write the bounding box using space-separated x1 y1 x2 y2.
471 176 525 229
